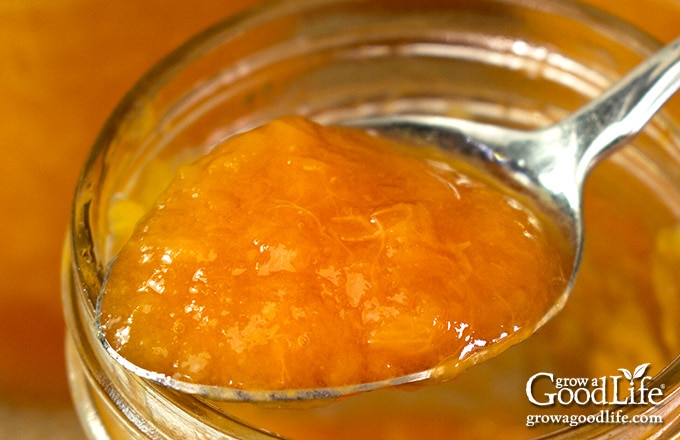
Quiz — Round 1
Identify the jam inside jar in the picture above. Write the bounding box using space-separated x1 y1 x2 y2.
62 0 680 438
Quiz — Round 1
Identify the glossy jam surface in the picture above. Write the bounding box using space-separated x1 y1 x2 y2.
209 158 680 440
99 116 568 391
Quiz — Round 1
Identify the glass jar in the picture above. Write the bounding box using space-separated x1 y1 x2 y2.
62 0 680 438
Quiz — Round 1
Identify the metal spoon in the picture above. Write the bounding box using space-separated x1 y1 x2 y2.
98 36 680 403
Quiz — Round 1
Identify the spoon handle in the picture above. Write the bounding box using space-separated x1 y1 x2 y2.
568 35 680 180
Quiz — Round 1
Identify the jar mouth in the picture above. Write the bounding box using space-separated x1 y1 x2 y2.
65 0 680 438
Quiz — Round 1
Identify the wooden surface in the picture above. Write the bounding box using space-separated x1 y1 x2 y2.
0 0 677 438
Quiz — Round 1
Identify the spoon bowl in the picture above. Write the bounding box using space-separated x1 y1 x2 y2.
96 35 680 403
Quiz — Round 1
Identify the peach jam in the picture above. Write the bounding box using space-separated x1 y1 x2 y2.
98 116 568 392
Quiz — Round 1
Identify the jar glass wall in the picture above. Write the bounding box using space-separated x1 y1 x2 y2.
62 0 680 438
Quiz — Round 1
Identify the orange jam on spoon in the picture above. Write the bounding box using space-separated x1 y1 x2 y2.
99 116 569 392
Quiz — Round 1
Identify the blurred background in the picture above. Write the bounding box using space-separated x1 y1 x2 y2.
0 0 678 438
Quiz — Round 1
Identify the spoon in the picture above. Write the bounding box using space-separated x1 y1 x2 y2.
97 36 680 403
